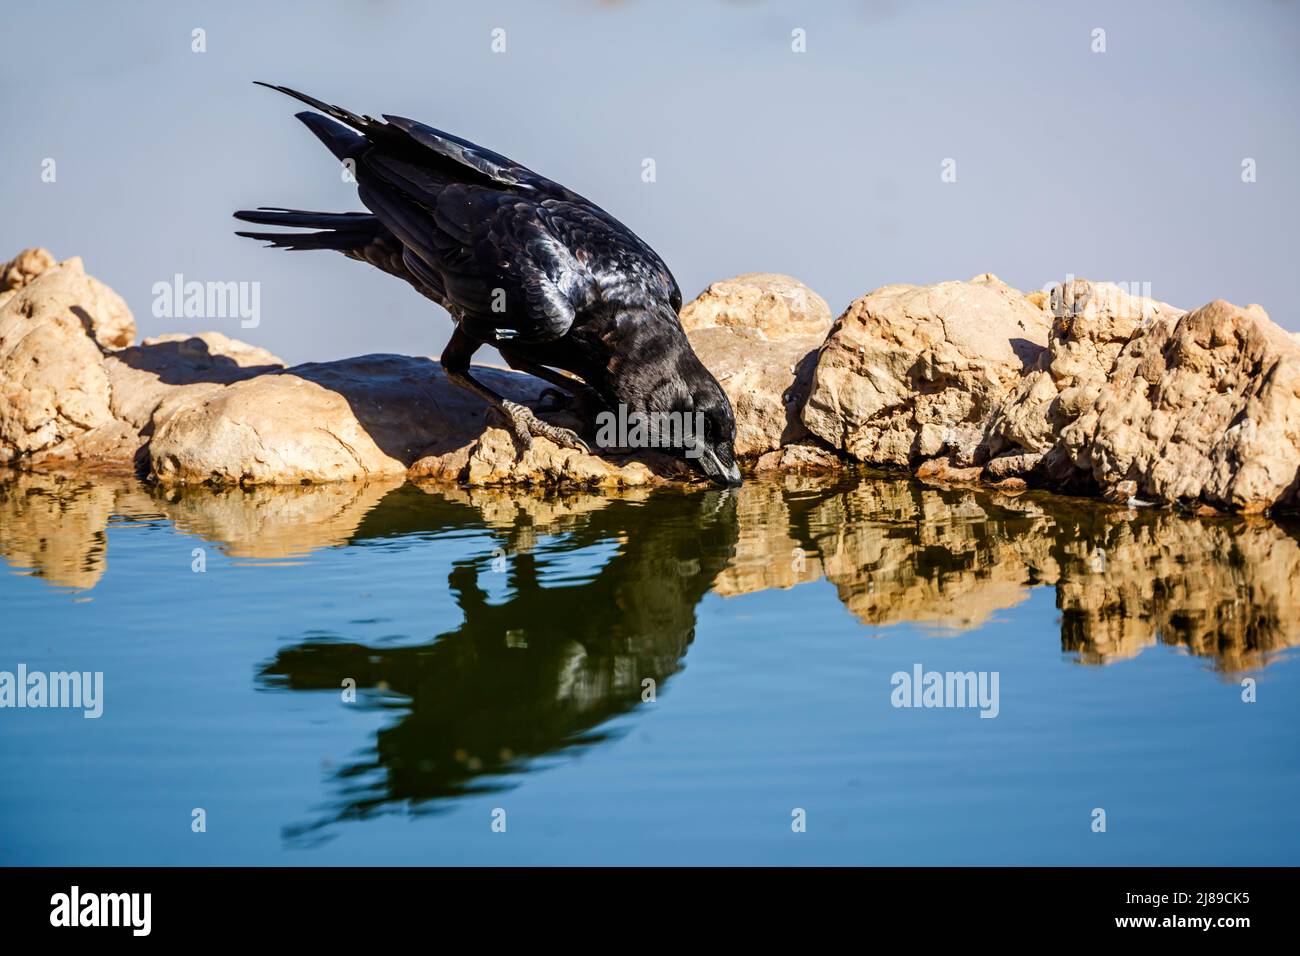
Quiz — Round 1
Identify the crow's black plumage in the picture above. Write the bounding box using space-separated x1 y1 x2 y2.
235 83 741 486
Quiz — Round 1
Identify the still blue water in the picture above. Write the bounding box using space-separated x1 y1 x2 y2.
1 472 1297 865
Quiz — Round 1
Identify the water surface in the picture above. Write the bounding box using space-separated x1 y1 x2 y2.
1 471 1297 864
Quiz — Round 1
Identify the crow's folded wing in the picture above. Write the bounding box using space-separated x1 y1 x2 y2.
380 114 548 192
247 85 683 331
357 151 680 344
357 166 582 343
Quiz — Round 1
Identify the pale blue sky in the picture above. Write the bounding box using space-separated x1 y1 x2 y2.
2 0 1297 363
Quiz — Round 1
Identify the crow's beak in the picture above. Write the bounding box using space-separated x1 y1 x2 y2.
697 447 743 487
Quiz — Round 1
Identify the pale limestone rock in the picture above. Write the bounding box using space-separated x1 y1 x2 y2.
141 332 283 370
0 248 57 293
985 278 1186 458
1061 298 1300 511
0 249 134 349
680 272 832 339
801 274 1050 467
0 261 116 464
984 451 1044 481
105 332 284 432
682 273 832 457
914 458 983 485
754 442 842 473
148 371 410 485
145 354 668 488
417 426 660 489
9 249 1300 511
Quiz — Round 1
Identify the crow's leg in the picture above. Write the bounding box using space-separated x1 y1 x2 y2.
440 328 590 454
498 349 606 416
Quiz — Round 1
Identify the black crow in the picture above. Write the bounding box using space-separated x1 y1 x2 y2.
235 83 741 486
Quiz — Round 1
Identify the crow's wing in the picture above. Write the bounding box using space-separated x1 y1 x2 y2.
250 85 682 341
357 149 681 344
354 157 576 343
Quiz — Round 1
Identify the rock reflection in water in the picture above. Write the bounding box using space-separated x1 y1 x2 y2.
4 470 1298 670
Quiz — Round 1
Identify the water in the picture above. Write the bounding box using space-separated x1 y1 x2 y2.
1 470 1297 865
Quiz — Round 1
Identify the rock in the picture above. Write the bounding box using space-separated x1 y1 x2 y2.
682 273 832 457
801 273 1051 467
754 441 843 474
680 272 832 338
1062 298 1300 511
987 476 1027 491
984 451 1043 481
979 280 1300 511
0 246 683 487
105 332 284 432
0 248 57 294
1102 479 1138 504
915 458 984 485
0 249 134 349
148 370 411 485
802 271 1300 513
985 278 1185 458
411 425 663 489
0 260 117 465
1 251 843 488
140 332 283 370
145 353 669 488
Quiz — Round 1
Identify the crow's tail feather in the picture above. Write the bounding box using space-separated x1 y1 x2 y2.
233 207 384 252
294 111 367 162
253 81 401 146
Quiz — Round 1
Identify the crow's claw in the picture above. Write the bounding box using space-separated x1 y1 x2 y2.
496 400 590 455
537 424 590 454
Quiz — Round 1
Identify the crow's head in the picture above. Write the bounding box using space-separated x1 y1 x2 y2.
679 372 742 487
626 348 741 488
603 310 742 487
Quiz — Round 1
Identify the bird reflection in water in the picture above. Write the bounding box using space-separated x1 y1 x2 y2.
256 487 739 840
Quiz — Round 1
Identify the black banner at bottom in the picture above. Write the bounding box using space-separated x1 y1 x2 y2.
0 867 1285 941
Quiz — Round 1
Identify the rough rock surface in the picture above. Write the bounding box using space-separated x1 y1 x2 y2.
682 273 832 456
978 281 1300 511
1056 297 1300 512
802 274 1052 467
753 441 843 474
0 248 134 348
150 355 665 488
0 259 117 464
803 273 1300 512
985 280 1185 459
